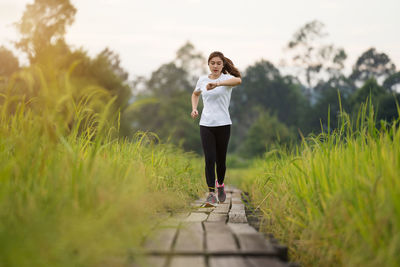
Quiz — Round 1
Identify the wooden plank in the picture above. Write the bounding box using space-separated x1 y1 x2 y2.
209 256 248 267
207 213 227 222
174 223 203 253
236 233 276 254
232 192 241 198
203 222 231 233
169 256 206 267
206 232 238 253
214 203 230 208
192 201 206 208
212 204 230 214
195 207 215 213
174 212 190 218
212 210 229 215
185 213 208 222
231 198 243 204
247 257 287 267
228 211 247 223
227 223 257 234
162 212 189 227
231 204 245 210
224 185 234 192
229 210 245 215
143 228 177 252
229 210 246 215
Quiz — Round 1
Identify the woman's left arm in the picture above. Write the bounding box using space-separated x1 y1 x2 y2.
206 77 242 90
219 77 242 87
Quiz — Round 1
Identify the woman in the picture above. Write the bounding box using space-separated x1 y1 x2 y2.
191 51 242 207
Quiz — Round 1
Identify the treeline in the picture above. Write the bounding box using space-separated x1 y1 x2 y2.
1 1 399 158
0 0 130 137
123 22 400 157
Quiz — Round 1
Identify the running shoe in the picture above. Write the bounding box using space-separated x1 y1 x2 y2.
216 181 226 203
204 192 218 207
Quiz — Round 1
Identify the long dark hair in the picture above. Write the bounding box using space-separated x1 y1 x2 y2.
208 51 241 78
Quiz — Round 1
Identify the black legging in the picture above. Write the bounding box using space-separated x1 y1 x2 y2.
200 125 231 192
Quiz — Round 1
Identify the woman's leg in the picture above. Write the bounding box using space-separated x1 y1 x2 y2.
215 125 231 185
200 126 217 192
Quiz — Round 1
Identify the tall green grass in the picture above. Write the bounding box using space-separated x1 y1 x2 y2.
0 65 205 266
237 96 400 266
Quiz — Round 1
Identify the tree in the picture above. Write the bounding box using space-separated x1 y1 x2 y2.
383 71 400 92
0 46 19 77
122 43 205 152
175 41 206 81
305 75 356 132
240 109 296 157
285 20 347 90
14 0 76 61
88 48 131 108
349 48 396 87
146 62 192 97
232 61 307 126
228 60 309 152
307 86 346 133
349 78 387 116
123 82 202 152
28 41 132 111
375 93 400 124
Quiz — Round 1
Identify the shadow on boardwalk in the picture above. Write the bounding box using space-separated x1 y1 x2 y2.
133 185 298 267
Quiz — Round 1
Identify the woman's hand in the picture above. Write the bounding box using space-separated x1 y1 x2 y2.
191 109 199 119
206 81 219 90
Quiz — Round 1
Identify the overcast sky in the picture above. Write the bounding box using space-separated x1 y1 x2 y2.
1 0 399 80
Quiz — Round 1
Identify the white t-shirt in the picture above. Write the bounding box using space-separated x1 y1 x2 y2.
194 73 236 127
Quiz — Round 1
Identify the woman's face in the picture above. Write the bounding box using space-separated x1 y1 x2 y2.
208 56 224 76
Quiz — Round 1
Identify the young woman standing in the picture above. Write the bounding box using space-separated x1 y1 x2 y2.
191 51 242 207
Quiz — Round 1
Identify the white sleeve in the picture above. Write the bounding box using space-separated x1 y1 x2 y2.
223 73 235 80
222 73 236 88
194 77 202 92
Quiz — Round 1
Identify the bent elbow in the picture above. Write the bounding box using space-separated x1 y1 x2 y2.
236 78 242 85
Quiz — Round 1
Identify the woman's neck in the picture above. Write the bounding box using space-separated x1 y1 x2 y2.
208 73 222 80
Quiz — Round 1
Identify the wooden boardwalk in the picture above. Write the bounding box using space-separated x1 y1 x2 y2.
135 185 295 267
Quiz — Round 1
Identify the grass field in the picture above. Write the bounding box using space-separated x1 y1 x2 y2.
234 99 400 266
2 65 399 266
0 67 206 266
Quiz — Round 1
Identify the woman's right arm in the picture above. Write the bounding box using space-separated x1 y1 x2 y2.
191 91 201 119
